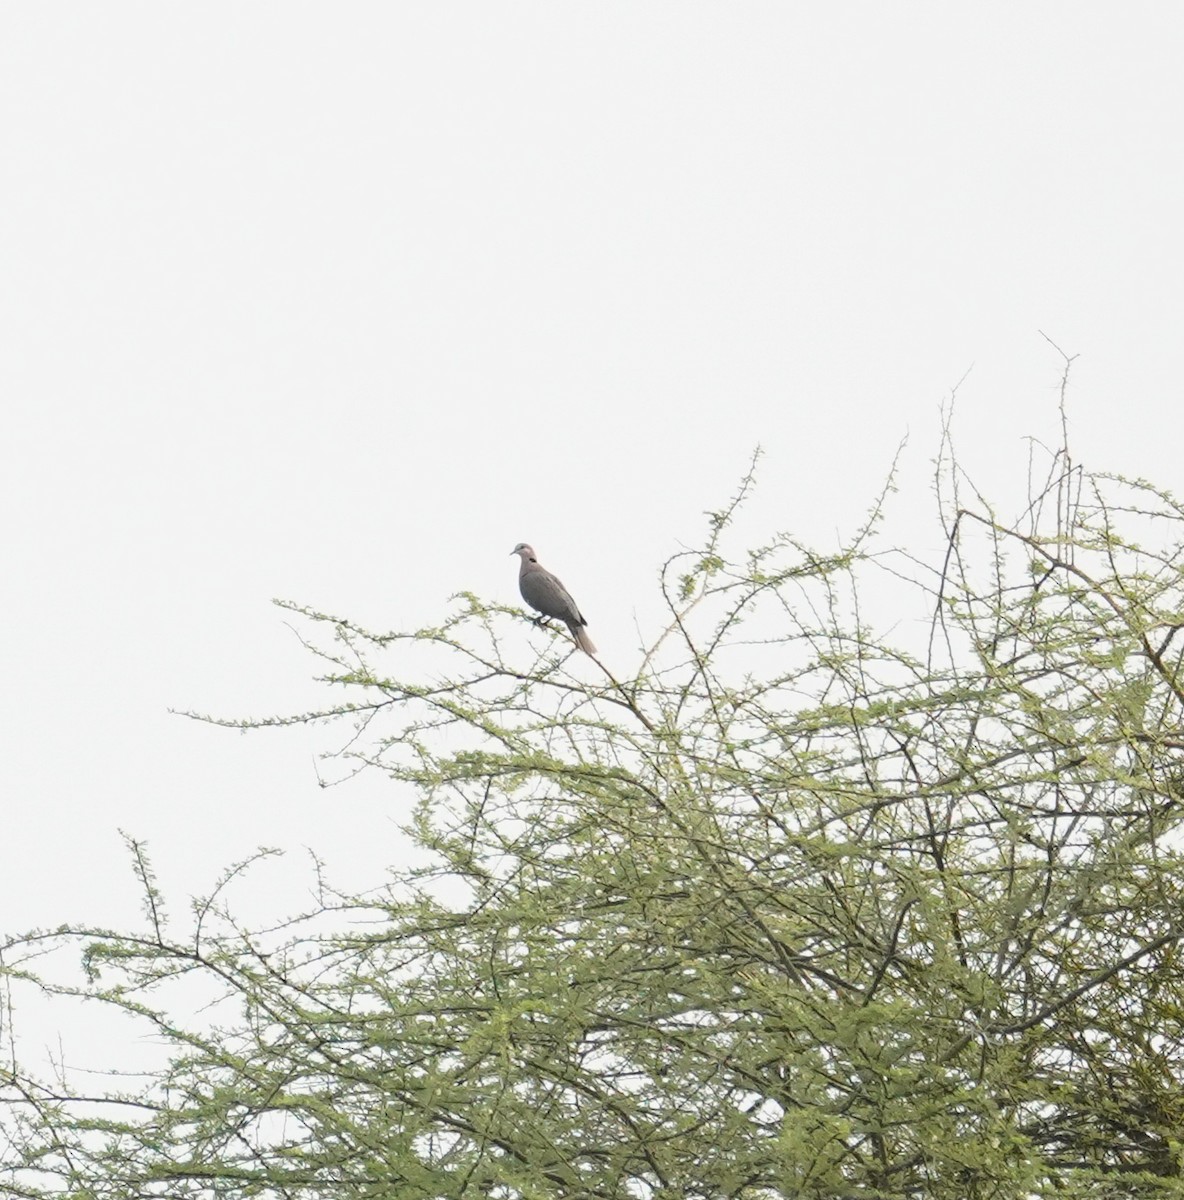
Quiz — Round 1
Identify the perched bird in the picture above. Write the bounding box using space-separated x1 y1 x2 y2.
511 543 597 656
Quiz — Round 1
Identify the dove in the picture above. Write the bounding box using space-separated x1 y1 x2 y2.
511 543 596 656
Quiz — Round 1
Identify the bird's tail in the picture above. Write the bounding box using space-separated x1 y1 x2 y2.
569 621 597 656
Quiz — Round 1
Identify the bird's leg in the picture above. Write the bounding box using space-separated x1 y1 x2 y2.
531 615 554 630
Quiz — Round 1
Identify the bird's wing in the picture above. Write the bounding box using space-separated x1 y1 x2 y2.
521 567 579 622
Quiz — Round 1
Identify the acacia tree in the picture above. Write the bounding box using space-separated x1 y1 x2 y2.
4 419 1184 1198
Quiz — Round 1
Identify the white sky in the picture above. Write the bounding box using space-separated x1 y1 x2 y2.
2 4 1182 942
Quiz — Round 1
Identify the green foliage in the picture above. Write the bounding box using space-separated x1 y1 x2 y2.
5 431 1184 1197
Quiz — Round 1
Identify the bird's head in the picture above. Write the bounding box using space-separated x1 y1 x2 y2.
510 543 536 561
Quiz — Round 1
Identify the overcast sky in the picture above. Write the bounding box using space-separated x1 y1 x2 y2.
2 4 1182 949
